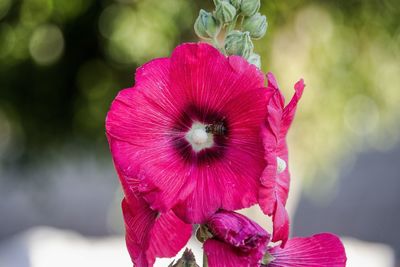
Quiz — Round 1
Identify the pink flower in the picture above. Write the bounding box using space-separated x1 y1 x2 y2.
106 42 272 223
122 196 192 267
265 233 347 267
202 211 346 267
258 73 305 246
204 210 270 267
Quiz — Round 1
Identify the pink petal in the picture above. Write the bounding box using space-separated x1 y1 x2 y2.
122 198 192 267
147 209 193 262
122 197 156 267
266 72 280 91
271 198 290 247
258 74 304 245
106 57 172 144
205 239 266 267
228 55 265 86
267 233 347 267
280 79 305 137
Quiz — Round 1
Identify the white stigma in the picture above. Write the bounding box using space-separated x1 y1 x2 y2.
277 157 287 174
192 128 208 145
185 122 214 152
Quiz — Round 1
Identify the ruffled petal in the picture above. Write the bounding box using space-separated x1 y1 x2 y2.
122 197 157 267
271 198 290 247
280 79 305 137
147 209 193 263
228 55 265 86
259 73 304 245
106 57 194 212
267 233 347 267
122 197 192 267
106 58 172 144
205 239 266 267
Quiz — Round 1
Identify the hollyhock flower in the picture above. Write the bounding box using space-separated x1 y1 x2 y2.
201 211 346 267
203 210 270 267
258 73 305 246
264 233 347 267
122 196 192 267
106 42 272 223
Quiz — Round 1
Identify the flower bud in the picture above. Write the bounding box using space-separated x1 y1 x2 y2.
215 1 237 24
206 211 270 252
194 9 221 39
229 0 242 9
224 30 254 59
240 0 260 17
243 13 267 39
248 53 261 69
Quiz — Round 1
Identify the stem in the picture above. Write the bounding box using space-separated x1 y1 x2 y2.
238 15 244 30
203 250 208 267
226 15 239 33
213 35 227 55
212 36 222 51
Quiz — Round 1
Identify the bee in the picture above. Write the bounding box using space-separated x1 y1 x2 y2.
205 119 227 136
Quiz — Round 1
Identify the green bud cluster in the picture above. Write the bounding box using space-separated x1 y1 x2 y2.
243 12 268 39
194 9 221 39
225 30 253 59
215 1 237 24
194 0 268 69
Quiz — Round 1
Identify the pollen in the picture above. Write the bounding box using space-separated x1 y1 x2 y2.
193 128 208 145
185 122 214 152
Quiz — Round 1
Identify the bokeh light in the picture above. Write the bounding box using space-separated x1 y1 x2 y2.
29 24 64 65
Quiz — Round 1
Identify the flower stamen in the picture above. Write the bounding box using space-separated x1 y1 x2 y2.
185 122 214 152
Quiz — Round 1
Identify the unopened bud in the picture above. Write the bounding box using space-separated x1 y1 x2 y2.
240 0 260 17
248 53 261 69
194 9 221 39
224 30 254 59
243 13 267 39
229 0 242 9
215 1 237 24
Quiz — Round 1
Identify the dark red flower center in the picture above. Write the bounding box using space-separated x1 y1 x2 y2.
171 104 230 166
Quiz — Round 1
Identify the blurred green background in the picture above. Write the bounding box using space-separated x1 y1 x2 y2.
0 0 400 265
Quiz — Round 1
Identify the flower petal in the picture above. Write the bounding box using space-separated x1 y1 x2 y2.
267 233 347 267
205 239 266 267
122 197 192 267
259 74 304 245
271 198 290 247
228 55 265 86
122 197 156 267
280 79 305 137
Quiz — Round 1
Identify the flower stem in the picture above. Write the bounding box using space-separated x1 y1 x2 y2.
226 15 238 33
203 250 208 267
